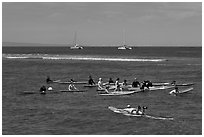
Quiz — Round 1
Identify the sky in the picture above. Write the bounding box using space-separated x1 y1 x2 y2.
2 2 202 46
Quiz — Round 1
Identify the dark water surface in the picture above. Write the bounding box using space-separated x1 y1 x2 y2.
2 46 202 134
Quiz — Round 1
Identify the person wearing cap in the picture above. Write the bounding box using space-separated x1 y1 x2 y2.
132 78 140 88
68 79 78 91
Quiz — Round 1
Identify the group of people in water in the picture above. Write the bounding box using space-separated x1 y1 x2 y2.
95 76 153 92
40 75 179 94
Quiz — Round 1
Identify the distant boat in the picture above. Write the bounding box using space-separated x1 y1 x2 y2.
118 29 132 50
70 32 83 50
118 45 132 50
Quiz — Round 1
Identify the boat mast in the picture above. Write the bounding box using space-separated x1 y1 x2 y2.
74 31 77 46
123 29 126 46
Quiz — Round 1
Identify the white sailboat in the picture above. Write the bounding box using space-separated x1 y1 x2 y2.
70 32 83 50
118 30 132 50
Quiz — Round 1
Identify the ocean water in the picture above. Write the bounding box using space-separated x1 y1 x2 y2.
2 46 202 135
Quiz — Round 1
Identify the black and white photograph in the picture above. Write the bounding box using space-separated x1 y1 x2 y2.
2 1 202 135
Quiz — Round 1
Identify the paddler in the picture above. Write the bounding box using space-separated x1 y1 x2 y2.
123 105 137 114
88 75 95 85
171 80 176 86
122 79 128 86
132 78 140 87
175 86 179 94
136 106 144 115
108 78 114 84
114 78 122 91
98 78 109 93
68 80 78 91
46 76 53 84
98 78 104 89
40 85 46 94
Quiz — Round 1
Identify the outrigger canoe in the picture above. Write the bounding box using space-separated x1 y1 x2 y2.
57 81 87 84
108 106 174 120
128 85 174 91
59 89 87 92
83 84 98 87
21 90 59 95
99 90 136 96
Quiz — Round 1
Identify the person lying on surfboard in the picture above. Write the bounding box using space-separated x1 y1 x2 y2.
68 80 78 91
88 75 95 85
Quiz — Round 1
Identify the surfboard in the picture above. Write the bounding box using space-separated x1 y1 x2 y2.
169 87 193 95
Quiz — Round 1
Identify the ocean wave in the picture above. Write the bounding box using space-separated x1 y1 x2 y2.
2 54 167 62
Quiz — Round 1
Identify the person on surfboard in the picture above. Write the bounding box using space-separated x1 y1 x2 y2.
68 80 78 91
88 75 95 85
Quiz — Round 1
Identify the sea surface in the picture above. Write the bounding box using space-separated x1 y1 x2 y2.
2 46 202 135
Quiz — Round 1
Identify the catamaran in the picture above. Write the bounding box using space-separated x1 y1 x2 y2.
118 30 132 50
70 32 83 49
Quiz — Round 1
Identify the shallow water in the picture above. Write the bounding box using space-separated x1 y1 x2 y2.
2 47 202 134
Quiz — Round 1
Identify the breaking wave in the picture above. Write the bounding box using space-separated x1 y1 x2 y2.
2 54 167 62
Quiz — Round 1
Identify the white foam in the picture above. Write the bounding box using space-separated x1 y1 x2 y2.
3 54 167 62
42 56 166 62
